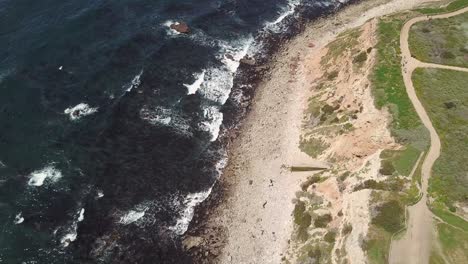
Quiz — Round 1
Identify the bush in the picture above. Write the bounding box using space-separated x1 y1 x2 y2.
372 200 404 233
324 231 337 243
326 70 339 80
353 51 368 64
314 214 333 228
342 224 353 235
294 201 312 241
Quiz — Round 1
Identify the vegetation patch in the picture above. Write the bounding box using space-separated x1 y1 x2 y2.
409 12 468 68
413 68 468 208
417 0 468 15
435 223 468 263
299 137 330 158
371 14 430 150
372 200 405 234
294 201 312 241
314 213 332 228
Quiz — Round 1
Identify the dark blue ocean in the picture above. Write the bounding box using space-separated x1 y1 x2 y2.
0 0 351 263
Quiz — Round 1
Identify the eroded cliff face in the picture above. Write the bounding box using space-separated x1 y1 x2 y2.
286 19 410 264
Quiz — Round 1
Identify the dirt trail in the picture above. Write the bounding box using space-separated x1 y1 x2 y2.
389 6 468 264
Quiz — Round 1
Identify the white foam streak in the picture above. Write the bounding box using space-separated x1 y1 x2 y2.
163 20 181 36
169 187 213 235
265 0 301 32
118 207 148 225
183 70 205 95
78 208 85 222
28 166 62 187
169 156 227 235
126 70 143 92
64 103 98 121
199 106 223 142
60 208 85 247
14 213 24 224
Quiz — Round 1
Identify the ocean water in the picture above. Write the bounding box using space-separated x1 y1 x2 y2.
0 0 351 263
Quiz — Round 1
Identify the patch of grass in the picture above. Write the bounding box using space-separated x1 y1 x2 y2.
372 200 405 233
379 159 395 175
418 0 468 15
435 223 468 263
409 12 468 68
299 137 330 158
432 205 468 231
322 28 362 65
413 68 468 207
372 15 430 149
380 146 421 177
363 226 392 264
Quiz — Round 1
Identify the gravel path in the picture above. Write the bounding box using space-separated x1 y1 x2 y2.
389 6 468 264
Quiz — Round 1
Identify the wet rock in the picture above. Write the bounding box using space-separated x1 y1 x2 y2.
170 22 190 34
225 54 234 60
182 236 204 250
240 57 256 66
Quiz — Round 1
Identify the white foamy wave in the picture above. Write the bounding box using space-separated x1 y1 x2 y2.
118 206 149 225
78 208 85 222
60 208 85 247
264 0 301 32
126 70 143 92
0 160 6 168
96 190 104 199
140 106 172 125
163 20 182 36
199 106 223 142
219 37 255 73
140 106 192 136
64 103 98 121
183 70 205 95
169 187 213 235
198 68 233 105
14 212 24 224
28 165 62 187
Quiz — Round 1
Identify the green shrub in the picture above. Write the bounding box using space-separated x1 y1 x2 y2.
353 51 368 65
372 200 404 233
324 231 337 243
314 214 333 228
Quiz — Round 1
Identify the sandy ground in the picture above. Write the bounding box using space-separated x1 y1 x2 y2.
389 6 468 264
185 0 443 263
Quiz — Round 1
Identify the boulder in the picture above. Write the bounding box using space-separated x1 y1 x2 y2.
170 22 190 34
182 236 204 250
240 57 256 66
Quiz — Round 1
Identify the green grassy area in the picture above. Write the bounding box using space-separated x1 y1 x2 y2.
372 15 430 150
434 223 468 263
412 68 468 208
409 12 468 68
299 137 329 158
418 0 468 15
432 204 468 231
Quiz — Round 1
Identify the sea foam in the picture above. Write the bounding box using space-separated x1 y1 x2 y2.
28 166 62 187
183 70 205 95
64 103 98 121
118 206 148 225
14 212 24 224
